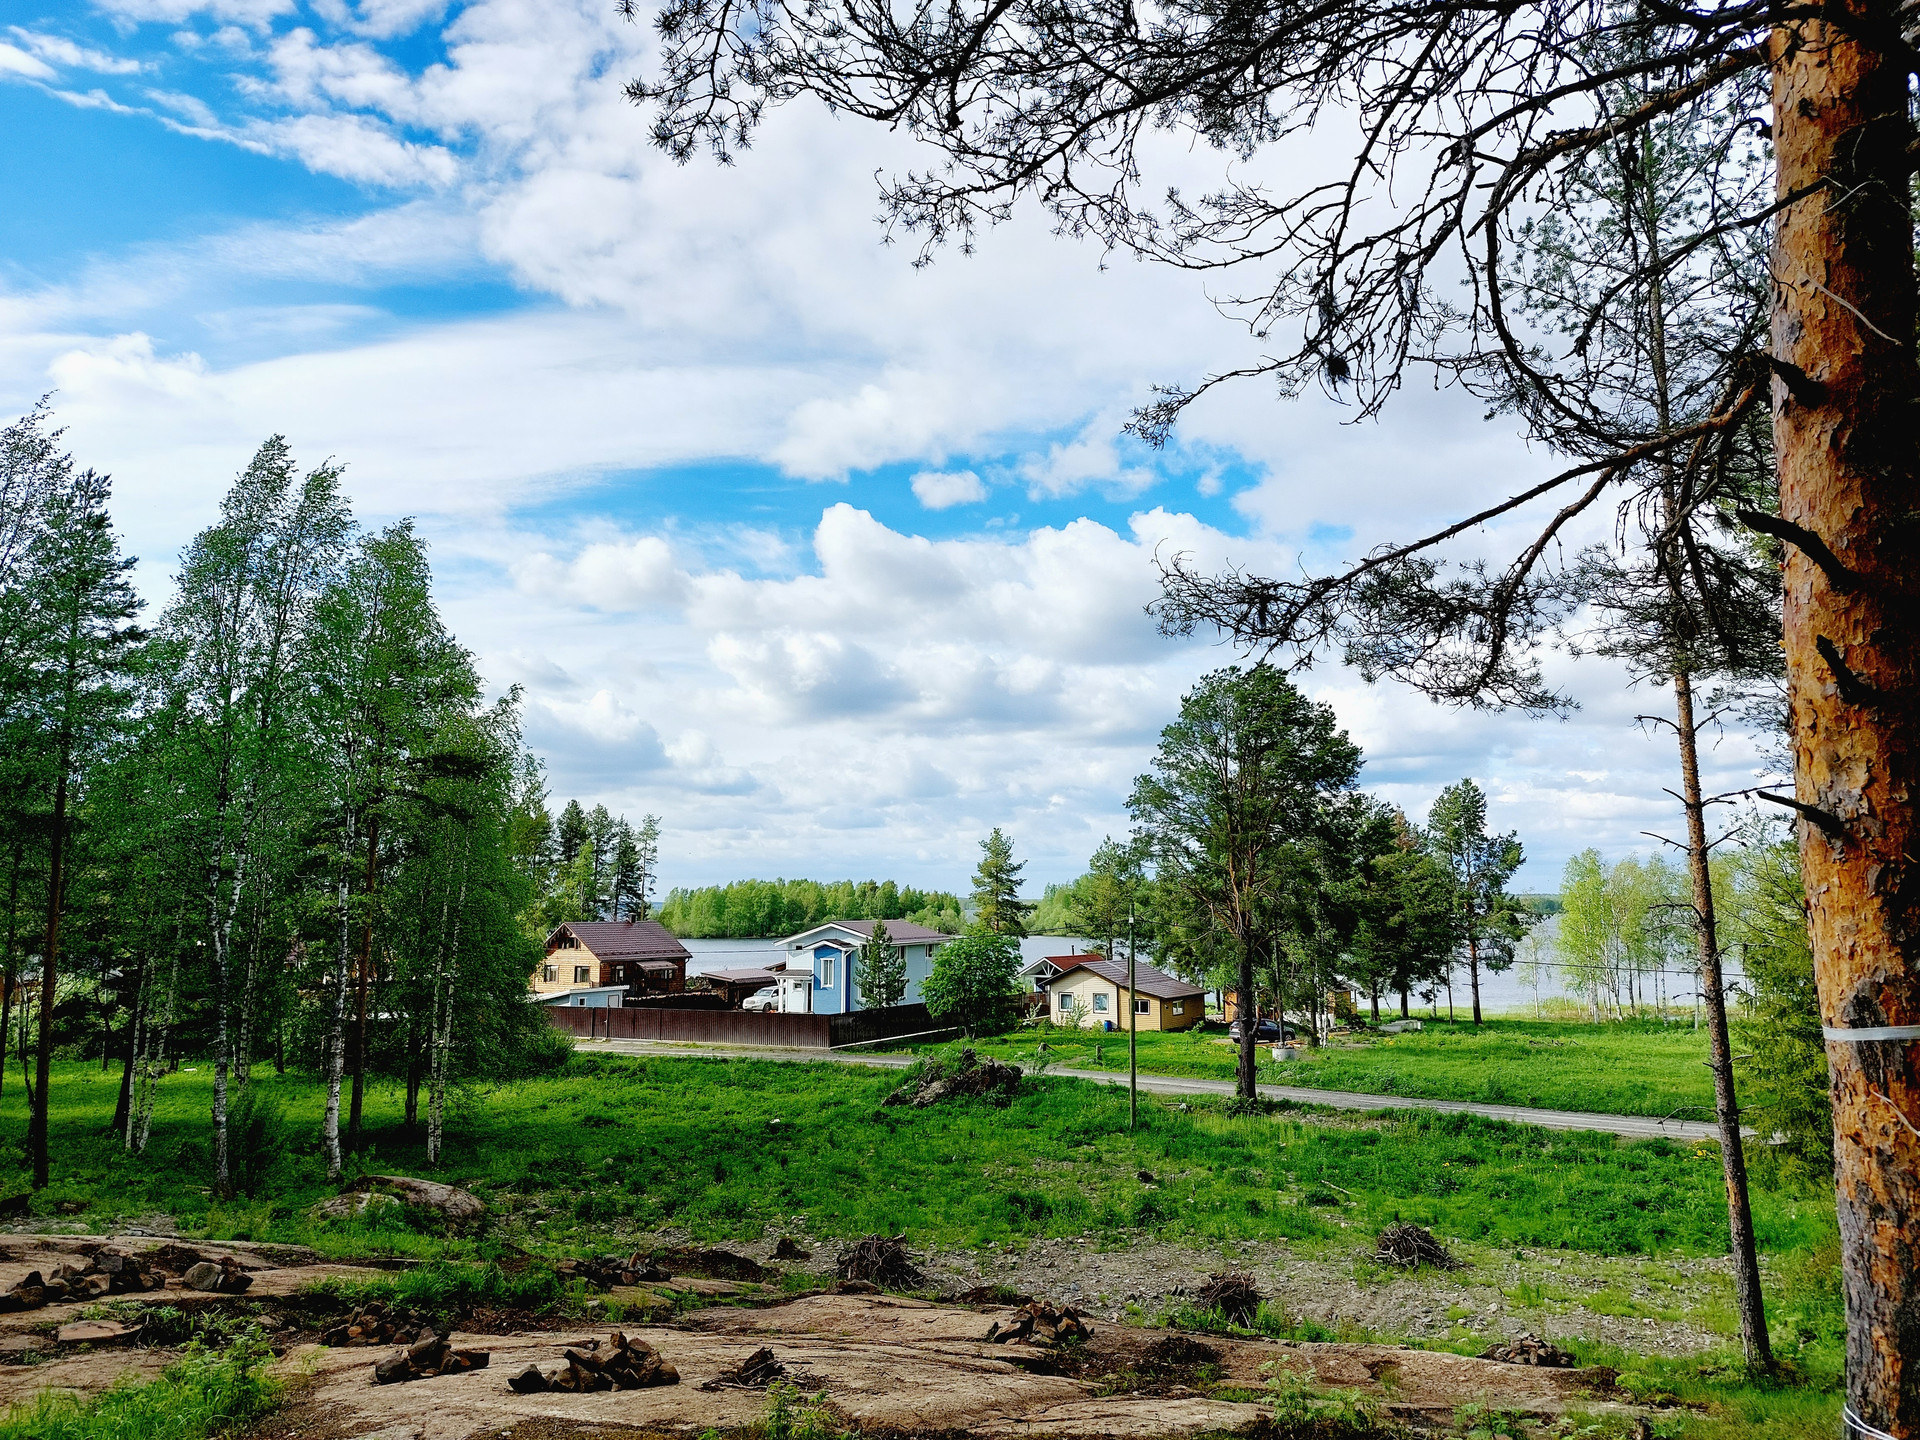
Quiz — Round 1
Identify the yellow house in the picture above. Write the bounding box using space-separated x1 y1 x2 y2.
1044 954 1206 1032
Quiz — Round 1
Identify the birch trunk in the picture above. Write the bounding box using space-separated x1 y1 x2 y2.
427 838 471 1165
1772 4 1920 1426
321 874 352 1181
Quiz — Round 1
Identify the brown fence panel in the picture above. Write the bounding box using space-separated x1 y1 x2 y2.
826 1003 937 1048
543 1001 942 1048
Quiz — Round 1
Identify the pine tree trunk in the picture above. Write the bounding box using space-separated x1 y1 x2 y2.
1 837 21 1099
1675 664 1773 1367
1772 4 1920 1424
1235 938 1256 1100
1467 934 1483 1026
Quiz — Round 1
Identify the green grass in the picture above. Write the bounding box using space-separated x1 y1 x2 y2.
0 1053 1828 1263
0 1330 277 1440
909 1017 1719 1119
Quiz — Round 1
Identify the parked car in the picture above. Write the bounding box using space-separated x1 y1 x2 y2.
1227 1018 1296 1042
741 986 780 1013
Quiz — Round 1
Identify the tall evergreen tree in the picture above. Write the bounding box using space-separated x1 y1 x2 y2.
556 800 589 867
1128 667 1361 1097
1424 779 1531 1028
861 917 907 1009
971 827 1033 937
16 465 143 1188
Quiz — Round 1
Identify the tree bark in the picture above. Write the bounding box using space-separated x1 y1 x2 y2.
30 761 68 1190
322 874 352 1180
1772 5 1920 1428
1675 664 1774 1367
1 837 22 1099
1467 933 1483 1026
1235 939 1256 1100
349 813 378 1150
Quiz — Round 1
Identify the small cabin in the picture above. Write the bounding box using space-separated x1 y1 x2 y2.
532 919 691 1005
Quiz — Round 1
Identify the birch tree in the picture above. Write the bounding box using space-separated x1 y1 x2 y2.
158 439 347 1196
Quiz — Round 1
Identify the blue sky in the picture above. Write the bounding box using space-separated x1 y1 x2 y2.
0 0 1781 895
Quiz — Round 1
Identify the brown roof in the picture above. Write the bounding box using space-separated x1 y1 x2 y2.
793 919 955 946
1047 955 1206 1001
549 919 690 963
703 967 781 984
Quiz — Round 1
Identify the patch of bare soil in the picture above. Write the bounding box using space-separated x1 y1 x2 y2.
256 1292 1637 1440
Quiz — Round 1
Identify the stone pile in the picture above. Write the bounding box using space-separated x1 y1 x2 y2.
697 1345 788 1391
985 1301 1092 1345
1480 1333 1576 1368
372 1328 493 1384
0 1251 166 1312
320 1300 429 1347
506 1332 678 1392
555 1252 669 1289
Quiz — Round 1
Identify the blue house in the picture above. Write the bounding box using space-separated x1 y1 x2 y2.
776 919 955 1014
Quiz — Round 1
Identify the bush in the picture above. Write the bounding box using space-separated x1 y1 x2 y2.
227 1084 290 1198
0 1329 278 1440
921 928 1022 1035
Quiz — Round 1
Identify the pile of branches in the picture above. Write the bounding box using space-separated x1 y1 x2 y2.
0 1252 165 1312
373 1328 493 1384
321 1300 431 1347
1480 1333 1575 1367
698 1345 789 1390
507 1333 679 1392
835 1234 923 1290
1373 1223 1462 1271
985 1301 1091 1345
1197 1272 1261 1326
1141 1335 1221 1371
883 1048 1022 1109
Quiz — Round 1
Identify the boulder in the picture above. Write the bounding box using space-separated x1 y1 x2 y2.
358 1176 486 1225
312 1192 402 1221
56 1319 141 1346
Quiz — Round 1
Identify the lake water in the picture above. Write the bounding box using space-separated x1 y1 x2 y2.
680 927 1741 1018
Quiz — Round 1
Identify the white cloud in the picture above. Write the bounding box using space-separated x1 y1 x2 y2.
0 43 57 81
910 469 986 510
92 0 295 29
260 111 457 186
8 29 144 73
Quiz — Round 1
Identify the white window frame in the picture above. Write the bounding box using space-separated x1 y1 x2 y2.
574 965 592 985
1092 993 1109 1013
1171 1000 1185 1015
1058 991 1075 1011
1135 997 1150 1015
819 952 838 988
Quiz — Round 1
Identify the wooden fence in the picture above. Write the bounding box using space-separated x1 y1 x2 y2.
544 1001 942 1049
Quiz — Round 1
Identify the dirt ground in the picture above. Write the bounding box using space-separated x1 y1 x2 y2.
0 1232 1666 1439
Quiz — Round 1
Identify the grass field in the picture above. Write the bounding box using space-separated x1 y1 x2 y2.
0 1049 1846 1438
2 1051 1822 1262
898 1017 1720 1119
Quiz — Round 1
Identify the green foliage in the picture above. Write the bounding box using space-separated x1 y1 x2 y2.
921 927 1022 1032
861 917 907 1010
971 827 1034 936
0 1329 278 1440
1422 779 1531 1007
225 1083 289 1198
1723 834 1830 1182
658 877 963 938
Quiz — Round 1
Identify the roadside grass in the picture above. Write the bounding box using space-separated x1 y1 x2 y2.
0 1054 1829 1267
0 1329 278 1440
900 1017 1718 1120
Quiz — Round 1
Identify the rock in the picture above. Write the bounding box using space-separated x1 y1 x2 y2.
772 1236 811 1262
508 1364 549 1393
697 1345 786 1391
56 1319 141 1346
312 1192 402 1221
359 1176 486 1224
182 1257 253 1294
373 1350 415 1385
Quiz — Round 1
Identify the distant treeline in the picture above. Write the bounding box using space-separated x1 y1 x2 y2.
656 878 967 939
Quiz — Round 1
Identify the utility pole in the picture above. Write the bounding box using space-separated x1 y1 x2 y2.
1127 898 1137 1131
